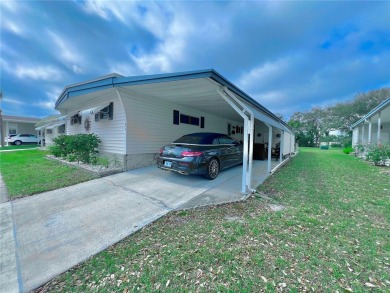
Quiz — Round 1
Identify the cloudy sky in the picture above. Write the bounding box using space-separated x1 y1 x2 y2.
1 1 389 120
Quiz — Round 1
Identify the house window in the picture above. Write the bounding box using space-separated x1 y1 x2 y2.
47 129 52 134
70 114 82 125
173 110 205 128
58 124 65 134
9 123 17 135
95 102 114 121
180 114 199 126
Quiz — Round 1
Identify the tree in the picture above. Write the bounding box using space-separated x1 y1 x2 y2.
288 87 390 147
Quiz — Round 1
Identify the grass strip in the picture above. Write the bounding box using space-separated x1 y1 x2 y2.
0 144 39 150
0 149 98 199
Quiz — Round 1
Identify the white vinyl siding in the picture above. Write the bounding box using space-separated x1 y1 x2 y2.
283 131 294 155
63 90 126 154
120 90 242 154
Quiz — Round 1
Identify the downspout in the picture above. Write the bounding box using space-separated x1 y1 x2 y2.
222 87 254 190
217 87 250 193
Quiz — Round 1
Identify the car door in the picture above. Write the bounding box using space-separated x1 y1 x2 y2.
19 134 29 143
218 136 241 168
29 134 38 143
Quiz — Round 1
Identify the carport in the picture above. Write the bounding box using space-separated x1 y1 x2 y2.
56 69 295 193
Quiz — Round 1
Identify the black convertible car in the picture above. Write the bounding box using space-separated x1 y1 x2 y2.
157 132 243 180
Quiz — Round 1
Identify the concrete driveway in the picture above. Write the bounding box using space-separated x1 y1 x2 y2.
0 160 278 292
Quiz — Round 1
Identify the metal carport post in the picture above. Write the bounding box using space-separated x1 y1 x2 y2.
216 87 253 194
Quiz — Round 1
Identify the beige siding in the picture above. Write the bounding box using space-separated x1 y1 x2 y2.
63 91 126 154
120 91 243 154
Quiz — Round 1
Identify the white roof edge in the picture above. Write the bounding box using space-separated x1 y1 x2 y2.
351 97 390 129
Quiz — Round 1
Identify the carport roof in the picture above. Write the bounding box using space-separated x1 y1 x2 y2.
55 69 292 132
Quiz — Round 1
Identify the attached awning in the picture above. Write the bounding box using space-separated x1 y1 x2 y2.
35 126 44 131
46 122 66 130
79 103 110 117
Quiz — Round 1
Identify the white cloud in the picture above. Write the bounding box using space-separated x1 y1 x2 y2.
36 87 62 110
15 65 63 81
1 58 63 81
2 97 26 106
108 62 137 76
238 58 291 90
3 20 23 35
81 1 190 73
0 0 19 13
47 30 84 74
82 0 110 20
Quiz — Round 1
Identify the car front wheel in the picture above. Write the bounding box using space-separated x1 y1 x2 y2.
14 140 22 145
205 158 219 180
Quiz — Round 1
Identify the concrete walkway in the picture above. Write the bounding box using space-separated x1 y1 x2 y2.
0 160 281 292
0 174 20 293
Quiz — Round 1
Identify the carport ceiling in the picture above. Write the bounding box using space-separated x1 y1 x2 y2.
117 78 243 121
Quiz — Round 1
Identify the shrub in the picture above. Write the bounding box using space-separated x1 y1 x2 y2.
365 143 390 166
50 134 101 164
320 145 329 150
343 147 354 154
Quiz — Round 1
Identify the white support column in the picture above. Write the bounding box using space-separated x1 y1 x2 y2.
5 121 9 145
267 125 272 173
217 88 249 193
353 127 359 147
247 114 254 189
279 131 284 162
221 87 255 192
361 124 365 143
368 119 372 143
377 112 381 144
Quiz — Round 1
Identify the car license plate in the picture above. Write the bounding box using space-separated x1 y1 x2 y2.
164 161 172 168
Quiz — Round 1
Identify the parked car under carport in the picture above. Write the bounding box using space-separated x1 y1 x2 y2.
7 134 40 145
157 132 243 180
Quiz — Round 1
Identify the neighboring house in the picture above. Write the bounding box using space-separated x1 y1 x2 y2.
328 129 347 137
35 115 66 147
54 69 295 193
351 97 390 147
1 115 41 144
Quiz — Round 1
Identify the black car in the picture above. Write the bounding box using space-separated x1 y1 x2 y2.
157 132 243 180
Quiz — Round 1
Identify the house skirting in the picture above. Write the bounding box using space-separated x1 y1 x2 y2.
96 152 159 170
126 153 157 170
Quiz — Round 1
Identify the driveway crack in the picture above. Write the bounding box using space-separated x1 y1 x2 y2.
101 178 172 210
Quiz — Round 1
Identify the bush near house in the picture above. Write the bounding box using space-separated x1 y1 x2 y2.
354 143 390 166
365 143 390 166
342 147 354 154
49 134 101 164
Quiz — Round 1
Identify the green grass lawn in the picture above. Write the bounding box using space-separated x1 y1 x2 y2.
36 148 389 292
0 144 39 150
0 149 98 199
